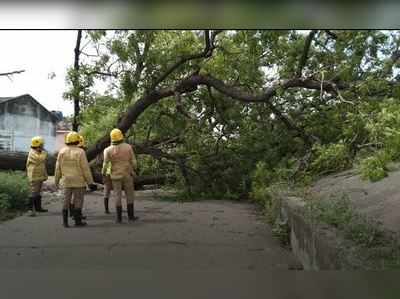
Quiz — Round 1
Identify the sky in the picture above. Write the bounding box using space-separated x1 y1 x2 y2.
0 30 77 116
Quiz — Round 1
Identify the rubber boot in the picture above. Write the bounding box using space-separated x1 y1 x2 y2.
73 209 87 227
62 209 69 228
78 208 87 220
127 203 138 222
116 206 122 224
28 196 36 217
104 197 110 214
69 204 74 218
36 195 48 212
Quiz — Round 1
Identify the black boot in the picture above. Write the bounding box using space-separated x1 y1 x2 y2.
28 196 36 217
36 195 48 212
62 209 69 228
104 197 110 214
73 209 87 227
69 204 74 218
78 208 87 220
116 206 122 223
127 203 138 222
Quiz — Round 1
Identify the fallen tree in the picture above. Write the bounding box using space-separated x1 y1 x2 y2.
0 151 57 174
0 150 174 189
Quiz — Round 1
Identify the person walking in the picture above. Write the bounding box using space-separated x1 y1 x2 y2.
67 134 88 220
26 136 48 216
55 131 97 227
102 128 138 223
96 152 112 214
103 173 112 214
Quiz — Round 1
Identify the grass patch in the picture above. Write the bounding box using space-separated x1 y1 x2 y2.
305 193 400 269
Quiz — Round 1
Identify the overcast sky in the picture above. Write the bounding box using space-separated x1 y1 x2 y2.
0 30 76 116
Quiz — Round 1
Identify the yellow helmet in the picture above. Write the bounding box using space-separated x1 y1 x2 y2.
78 135 86 148
110 128 124 142
65 131 80 144
31 136 44 147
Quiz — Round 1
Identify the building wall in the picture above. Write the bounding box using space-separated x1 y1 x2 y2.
55 130 68 152
0 96 56 153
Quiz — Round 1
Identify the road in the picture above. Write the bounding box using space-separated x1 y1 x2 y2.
0 190 390 298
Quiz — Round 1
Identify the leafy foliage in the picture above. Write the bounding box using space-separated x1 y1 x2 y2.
66 30 400 197
359 151 390 182
0 171 29 212
309 142 352 176
250 162 287 223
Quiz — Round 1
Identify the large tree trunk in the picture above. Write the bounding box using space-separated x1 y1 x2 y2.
0 150 173 189
0 151 57 174
91 167 174 189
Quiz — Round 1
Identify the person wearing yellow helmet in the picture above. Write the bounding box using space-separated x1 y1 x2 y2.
55 131 97 227
102 128 138 223
95 152 112 214
78 134 86 150
26 136 48 216
103 164 112 215
67 134 88 219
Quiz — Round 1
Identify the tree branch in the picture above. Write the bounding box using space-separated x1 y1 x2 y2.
149 30 221 90
72 29 82 131
86 73 347 161
0 70 25 77
325 30 338 40
296 30 316 77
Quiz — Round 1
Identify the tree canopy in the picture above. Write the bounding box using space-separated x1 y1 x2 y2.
64 30 400 199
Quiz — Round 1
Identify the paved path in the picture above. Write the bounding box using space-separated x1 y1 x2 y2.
0 190 299 271
0 190 388 298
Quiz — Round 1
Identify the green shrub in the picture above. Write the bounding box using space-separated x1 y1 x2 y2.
359 150 390 182
309 142 352 176
0 171 30 211
250 161 273 204
0 194 11 212
365 99 400 160
307 194 386 247
250 162 283 223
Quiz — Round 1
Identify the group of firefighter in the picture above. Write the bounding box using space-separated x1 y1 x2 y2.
25 128 138 228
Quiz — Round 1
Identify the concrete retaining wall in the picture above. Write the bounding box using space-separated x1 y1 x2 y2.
280 196 362 270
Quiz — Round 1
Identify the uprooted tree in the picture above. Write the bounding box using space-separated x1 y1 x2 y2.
4 30 400 197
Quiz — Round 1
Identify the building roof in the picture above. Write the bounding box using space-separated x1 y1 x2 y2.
0 97 14 104
0 94 62 123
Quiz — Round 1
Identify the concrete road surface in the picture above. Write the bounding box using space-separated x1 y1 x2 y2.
0 190 394 298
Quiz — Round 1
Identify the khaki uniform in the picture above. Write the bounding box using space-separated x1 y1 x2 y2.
26 149 48 196
102 143 137 207
103 175 113 198
55 145 94 209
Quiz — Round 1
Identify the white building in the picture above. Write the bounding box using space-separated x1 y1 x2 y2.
0 94 61 153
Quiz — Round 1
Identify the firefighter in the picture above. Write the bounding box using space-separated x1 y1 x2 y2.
55 131 97 227
96 151 111 214
78 134 86 151
102 128 138 223
26 136 48 216
103 173 112 214
66 134 88 220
